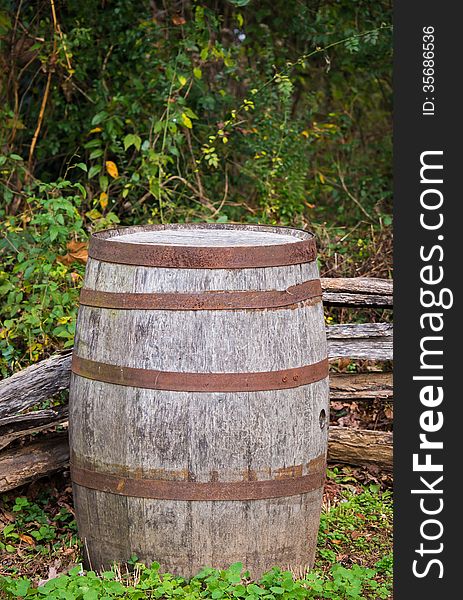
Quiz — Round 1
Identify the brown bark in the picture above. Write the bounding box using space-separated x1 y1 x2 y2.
328 426 393 471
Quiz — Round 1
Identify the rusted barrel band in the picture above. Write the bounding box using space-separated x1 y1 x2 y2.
70 461 326 501
89 225 316 269
71 355 329 392
79 279 322 311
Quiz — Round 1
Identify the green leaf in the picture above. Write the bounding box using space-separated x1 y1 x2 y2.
99 175 109 192
247 584 265 595
14 579 30 597
89 149 103 160
89 148 103 160
83 139 101 149
183 107 198 119
91 111 108 126
193 67 202 79
75 162 87 172
49 226 60 242
124 134 142 151
228 0 251 6
88 165 101 179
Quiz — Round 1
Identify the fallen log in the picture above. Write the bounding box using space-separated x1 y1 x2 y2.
321 277 393 295
0 426 393 493
328 426 393 471
0 351 72 419
0 406 69 450
0 433 70 492
321 277 393 308
329 372 393 401
326 323 393 361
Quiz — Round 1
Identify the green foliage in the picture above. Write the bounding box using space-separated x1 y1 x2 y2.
0 482 392 598
0 561 389 599
1 0 391 225
314 472 393 598
318 480 392 555
1 1 392 371
0 495 77 558
0 172 87 374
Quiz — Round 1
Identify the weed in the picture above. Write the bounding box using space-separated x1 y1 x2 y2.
0 476 392 598
0 560 390 599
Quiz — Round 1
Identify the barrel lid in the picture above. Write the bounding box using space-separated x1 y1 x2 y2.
88 224 317 269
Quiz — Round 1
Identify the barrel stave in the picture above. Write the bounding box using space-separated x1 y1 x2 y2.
73 487 323 575
69 224 328 577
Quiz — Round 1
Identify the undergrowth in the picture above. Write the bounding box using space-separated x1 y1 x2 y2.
0 561 390 600
0 469 393 599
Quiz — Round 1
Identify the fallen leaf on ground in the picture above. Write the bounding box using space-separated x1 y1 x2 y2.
19 534 35 546
384 407 393 419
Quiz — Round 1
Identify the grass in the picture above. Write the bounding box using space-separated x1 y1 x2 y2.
0 467 392 599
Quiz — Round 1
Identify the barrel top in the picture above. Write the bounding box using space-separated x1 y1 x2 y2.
113 229 300 247
89 224 316 269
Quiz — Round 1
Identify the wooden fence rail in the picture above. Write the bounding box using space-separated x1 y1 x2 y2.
0 277 393 492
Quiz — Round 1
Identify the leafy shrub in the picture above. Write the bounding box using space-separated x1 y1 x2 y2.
0 166 88 374
1 1 392 371
1 0 392 226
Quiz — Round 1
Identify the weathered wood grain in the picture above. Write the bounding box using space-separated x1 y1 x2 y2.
0 406 68 450
322 292 393 308
329 372 393 401
113 227 302 247
0 322 392 422
83 256 320 292
321 277 392 295
321 276 392 308
327 323 393 361
0 432 70 492
0 427 392 493
70 228 330 577
328 426 393 471
0 351 71 419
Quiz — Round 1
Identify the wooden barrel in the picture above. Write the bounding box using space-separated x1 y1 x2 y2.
69 223 329 577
